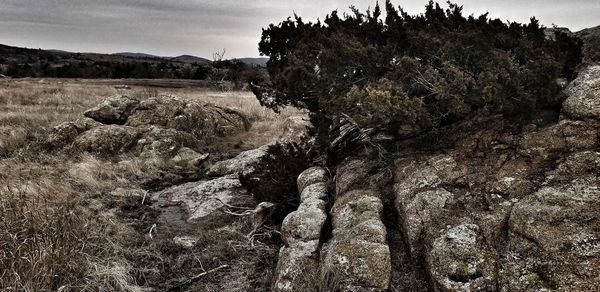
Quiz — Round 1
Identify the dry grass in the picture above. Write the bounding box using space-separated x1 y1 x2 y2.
0 78 298 291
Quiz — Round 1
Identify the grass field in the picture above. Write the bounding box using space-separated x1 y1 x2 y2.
0 78 300 291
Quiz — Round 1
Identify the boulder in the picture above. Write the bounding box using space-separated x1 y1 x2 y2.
73 125 142 155
427 224 496 291
335 159 369 195
207 146 271 177
562 65 600 120
153 175 254 222
125 96 187 128
281 199 327 246
47 118 99 148
575 25 600 64
126 95 250 138
321 239 391 291
84 95 139 124
133 126 207 169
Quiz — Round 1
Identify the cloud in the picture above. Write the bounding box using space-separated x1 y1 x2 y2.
0 0 598 58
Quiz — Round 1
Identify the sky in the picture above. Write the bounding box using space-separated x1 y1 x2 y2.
0 0 598 58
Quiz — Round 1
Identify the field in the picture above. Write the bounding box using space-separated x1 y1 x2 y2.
0 78 300 291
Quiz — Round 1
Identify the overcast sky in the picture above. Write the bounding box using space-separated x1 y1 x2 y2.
0 0 598 58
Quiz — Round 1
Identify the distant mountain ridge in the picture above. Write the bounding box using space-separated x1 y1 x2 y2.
0 43 268 80
114 52 264 66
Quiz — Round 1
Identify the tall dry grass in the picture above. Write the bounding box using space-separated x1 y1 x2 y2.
0 78 301 291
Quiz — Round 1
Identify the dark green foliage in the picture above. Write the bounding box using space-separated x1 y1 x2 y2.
257 1 582 133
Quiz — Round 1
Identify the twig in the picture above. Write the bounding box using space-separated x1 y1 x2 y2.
148 223 156 239
168 265 229 291
141 190 148 205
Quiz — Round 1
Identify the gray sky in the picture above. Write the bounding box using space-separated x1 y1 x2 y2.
0 0 598 58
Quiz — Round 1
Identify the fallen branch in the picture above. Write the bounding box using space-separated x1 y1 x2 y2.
168 265 229 291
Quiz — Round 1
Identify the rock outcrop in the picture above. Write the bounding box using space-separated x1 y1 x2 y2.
389 63 600 291
125 95 250 138
84 95 140 124
73 125 142 154
51 95 252 175
272 167 329 292
152 175 254 222
562 65 600 120
47 118 99 148
321 189 391 291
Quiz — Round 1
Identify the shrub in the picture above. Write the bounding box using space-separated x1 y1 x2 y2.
256 1 582 135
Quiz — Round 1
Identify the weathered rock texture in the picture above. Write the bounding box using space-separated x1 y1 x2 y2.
152 175 254 222
390 64 600 291
272 167 329 292
84 95 140 124
51 95 252 176
321 189 391 291
562 65 600 120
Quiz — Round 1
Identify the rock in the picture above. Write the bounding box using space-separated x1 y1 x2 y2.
126 95 249 138
278 116 313 145
297 166 329 194
330 190 387 244
207 146 271 177
321 189 391 291
73 125 142 155
544 151 600 185
562 65 600 120
126 95 187 128
281 199 327 246
427 224 496 291
273 167 329 292
47 118 99 148
84 95 140 124
335 159 369 195
397 188 455 256
133 126 207 169
518 119 598 159
171 101 250 138
321 239 391 291
503 177 600 291
153 175 254 222
272 242 320 292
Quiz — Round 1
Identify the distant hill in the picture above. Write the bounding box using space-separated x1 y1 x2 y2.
237 57 269 67
0 43 266 84
170 55 211 64
47 49 73 54
0 44 213 79
114 52 161 59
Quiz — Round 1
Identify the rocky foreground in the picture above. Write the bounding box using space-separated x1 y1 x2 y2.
48 64 600 291
273 65 600 291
